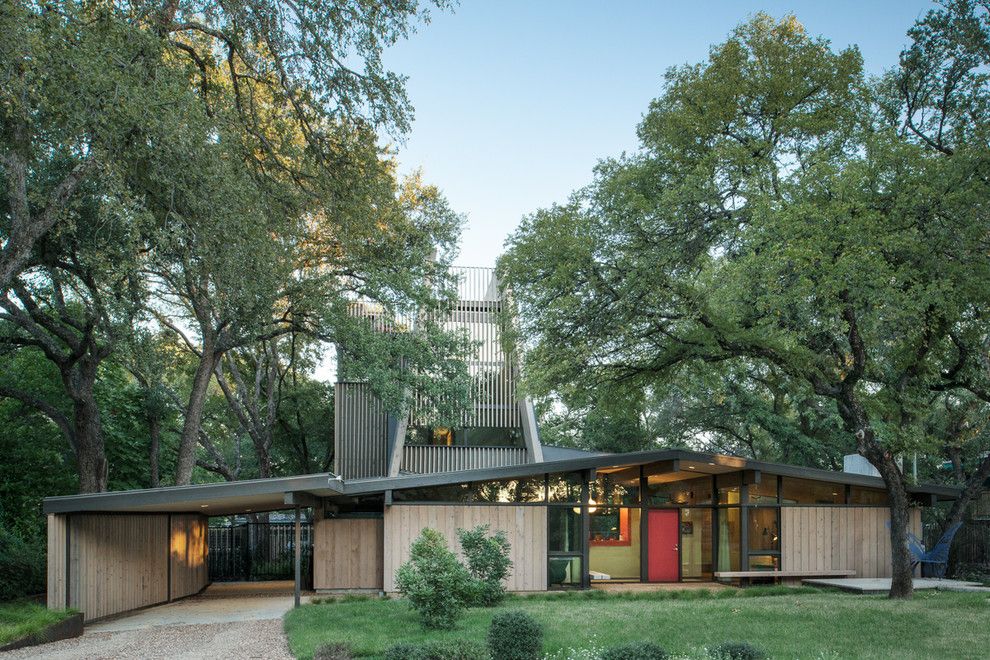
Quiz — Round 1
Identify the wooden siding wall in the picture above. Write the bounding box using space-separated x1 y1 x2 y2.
781 507 923 578
334 382 388 479
383 505 547 592
46 514 67 610
46 513 209 622
400 445 528 474
312 517 384 590
170 514 209 599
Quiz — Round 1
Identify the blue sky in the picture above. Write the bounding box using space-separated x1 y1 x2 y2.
382 0 937 268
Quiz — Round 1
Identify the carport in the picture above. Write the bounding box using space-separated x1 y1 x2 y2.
42 473 342 623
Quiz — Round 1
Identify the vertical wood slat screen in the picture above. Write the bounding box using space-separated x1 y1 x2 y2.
400 445 528 473
334 382 388 479
312 517 384 589
47 513 209 622
170 514 209 599
382 505 547 592
780 506 923 578
405 267 521 430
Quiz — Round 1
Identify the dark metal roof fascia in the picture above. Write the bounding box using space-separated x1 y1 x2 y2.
42 473 340 514
339 448 962 499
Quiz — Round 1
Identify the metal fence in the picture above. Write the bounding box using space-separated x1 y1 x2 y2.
208 522 313 586
925 519 990 577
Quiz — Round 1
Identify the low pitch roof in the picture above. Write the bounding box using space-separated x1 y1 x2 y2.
42 448 960 515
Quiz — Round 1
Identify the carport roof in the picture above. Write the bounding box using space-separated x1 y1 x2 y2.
42 472 343 516
43 448 960 515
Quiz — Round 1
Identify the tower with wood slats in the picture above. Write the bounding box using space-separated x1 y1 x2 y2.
333 266 543 480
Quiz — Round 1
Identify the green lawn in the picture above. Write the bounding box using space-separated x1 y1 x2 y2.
283 587 990 659
0 600 76 646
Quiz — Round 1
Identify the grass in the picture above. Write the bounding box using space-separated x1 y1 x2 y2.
283 587 990 659
0 600 76 646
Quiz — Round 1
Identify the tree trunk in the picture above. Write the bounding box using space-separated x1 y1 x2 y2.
836 385 914 598
879 460 915 599
65 362 108 493
149 415 161 488
175 347 220 485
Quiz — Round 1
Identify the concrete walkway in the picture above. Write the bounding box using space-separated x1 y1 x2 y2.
0 582 310 659
803 577 990 594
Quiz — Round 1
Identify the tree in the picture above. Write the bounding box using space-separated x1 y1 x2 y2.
499 13 990 598
890 0 990 544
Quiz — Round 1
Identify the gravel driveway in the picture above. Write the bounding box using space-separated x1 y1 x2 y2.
1 587 304 659
1 619 293 659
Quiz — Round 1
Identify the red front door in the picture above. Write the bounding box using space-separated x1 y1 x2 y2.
647 509 680 582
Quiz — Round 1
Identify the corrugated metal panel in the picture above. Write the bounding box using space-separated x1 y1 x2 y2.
400 445 528 474
334 383 388 479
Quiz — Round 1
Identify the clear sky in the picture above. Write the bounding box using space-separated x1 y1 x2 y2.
382 0 937 268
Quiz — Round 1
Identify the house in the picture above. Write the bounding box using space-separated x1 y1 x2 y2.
42 267 958 622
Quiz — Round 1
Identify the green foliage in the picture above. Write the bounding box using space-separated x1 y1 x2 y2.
313 642 353 660
487 610 544 660
395 528 473 630
283 590 989 659
384 639 487 660
707 642 766 660
0 527 45 601
498 11 990 540
457 525 513 606
602 641 670 660
0 601 76 645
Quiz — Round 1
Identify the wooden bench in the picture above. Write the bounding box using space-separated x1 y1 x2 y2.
714 569 855 586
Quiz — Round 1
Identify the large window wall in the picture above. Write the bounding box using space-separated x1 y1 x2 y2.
389 465 891 587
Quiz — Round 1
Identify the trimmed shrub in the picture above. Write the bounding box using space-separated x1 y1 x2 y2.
313 642 353 660
394 528 474 630
488 609 543 660
383 639 487 660
602 641 670 660
457 524 513 606
708 641 767 660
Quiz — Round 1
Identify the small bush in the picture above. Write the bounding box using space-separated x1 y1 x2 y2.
313 642 353 660
457 524 513 606
395 528 473 630
383 639 487 660
708 641 766 660
602 641 670 660
488 609 543 660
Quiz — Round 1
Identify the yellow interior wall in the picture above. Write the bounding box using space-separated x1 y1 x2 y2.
589 508 641 579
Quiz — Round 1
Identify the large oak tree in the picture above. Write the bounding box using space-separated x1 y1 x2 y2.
500 9 990 598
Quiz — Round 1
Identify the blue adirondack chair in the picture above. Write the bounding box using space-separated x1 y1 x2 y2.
885 520 962 578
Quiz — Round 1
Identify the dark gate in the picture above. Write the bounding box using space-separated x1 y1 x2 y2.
208 522 314 587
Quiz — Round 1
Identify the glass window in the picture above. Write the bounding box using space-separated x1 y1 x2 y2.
548 506 582 552
548 472 584 503
405 426 522 447
748 507 779 553
780 478 844 505
589 507 630 545
681 508 713 580
747 554 780 573
589 508 640 580
592 468 640 505
549 556 583 587
749 475 779 504
392 476 545 503
645 475 713 506
717 473 742 505
717 507 741 572
848 487 887 505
